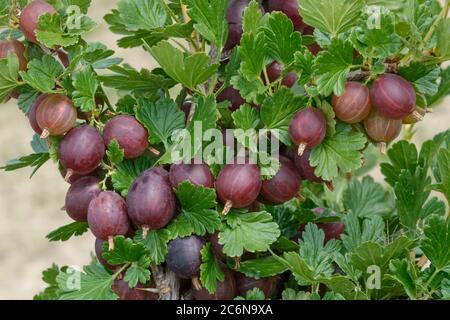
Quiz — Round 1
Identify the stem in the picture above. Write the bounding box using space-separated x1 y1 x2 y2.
262 67 273 96
423 0 450 45
162 0 179 24
425 268 441 289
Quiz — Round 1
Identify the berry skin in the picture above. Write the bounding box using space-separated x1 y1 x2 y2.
19 0 56 43
370 73 416 119
268 0 308 32
260 156 301 205
112 279 158 300
103 115 149 159
235 273 278 298
216 162 262 214
216 86 246 111
28 94 49 135
332 82 372 124
36 94 77 138
289 108 327 156
293 208 345 243
193 268 236 300
364 109 402 143
127 167 177 230
95 238 114 270
65 176 101 222
265 61 298 88
166 236 205 279
169 162 215 188
59 125 105 175
209 232 227 262
293 149 323 184
224 0 251 51
87 191 130 242
0 40 27 71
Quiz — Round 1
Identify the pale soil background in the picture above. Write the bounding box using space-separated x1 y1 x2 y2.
0 1 449 299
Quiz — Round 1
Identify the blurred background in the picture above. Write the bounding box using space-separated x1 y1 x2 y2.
0 0 449 299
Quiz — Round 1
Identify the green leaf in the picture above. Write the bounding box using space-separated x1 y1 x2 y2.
264 12 302 65
298 0 364 36
34 264 61 300
111 153 156 197
293 50 315 85
1 152 50 178
317 100 336 137
313 38 355 96
145 40 219 90
106 140 125 165
58 264 117 300
380 140 418 187
427 66 450 107
19 55 63 93
387 259 417 300
123 256 151 288
36 13 79 48
167 182 220 238
235 288 266 300
238 31 266 80
185 0 229 48
219 211 280 257
99 64 176 96
435 19 450 60
421 215 450 271
117 0 167 31
71 67 99 113
310 123 367 181
265 204 301 239
343 176 394 217
0 54 20 101
46 222 89 242
230 70 266 105
102 236 148 265
340 214 385 253
31 134 49 153
399 63 440 96
200 243 225 294
350 6 402 59
232 104 261 130
237 256 289 278
134 228 171 265
242 0 264 34
18 89 39 114
135 97 185 148
428 147 450 204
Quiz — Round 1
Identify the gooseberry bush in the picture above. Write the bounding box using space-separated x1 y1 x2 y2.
1 0 450 301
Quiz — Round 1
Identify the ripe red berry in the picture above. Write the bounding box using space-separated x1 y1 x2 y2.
87 191 131 244
217 86 246 111
370 73 416 119
364 108 402 145
193 268 236 300
166 236 205 280
268 0 308 32
169 162 215 188
127 167 177 231
112 279 158 300
235 273 277 298
260 156 301 205
293 149 322 184
95 238 114 270
19 0 56 44
209 232 227 261
36 94 77 138
28 93 49 135
332 82 371 124
0 40 27 71
265 61 298 88
289 108 327 156
103 115 149 159
59 125 105 176
224 0 251 51
65 176 101 222
216 161 262 214
293 208 345 243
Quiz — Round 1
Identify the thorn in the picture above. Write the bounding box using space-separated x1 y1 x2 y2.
142 225 149 238
64 169 74 182
221 200 233 216
379 142 387 155
297 143 307 156
234 257 241 270
148 146 160 156
325 181 335 192
108 236 115 251
192 277 202 291
40 128 50 139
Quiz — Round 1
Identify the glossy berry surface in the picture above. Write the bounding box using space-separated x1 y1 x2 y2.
28 94 49 135
59 125 105 175
216 162 262 209
0 40 27 71
289 108 327 154
169 162 214 188
65 176 101 222
364 109 402 143
87 191 130 241
235 273 277 298
332 82 371 124
113 279 158 300
370 73 416 119
268 0 308 32
224 0 251 50
36 94 77 137
260 156 301 205
166 236 204 279
103 115 149 159
127 167 176 229
293 149 323 183
216 86 246 111
19 0 56 43
265 61 298 88
193 268 236 300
